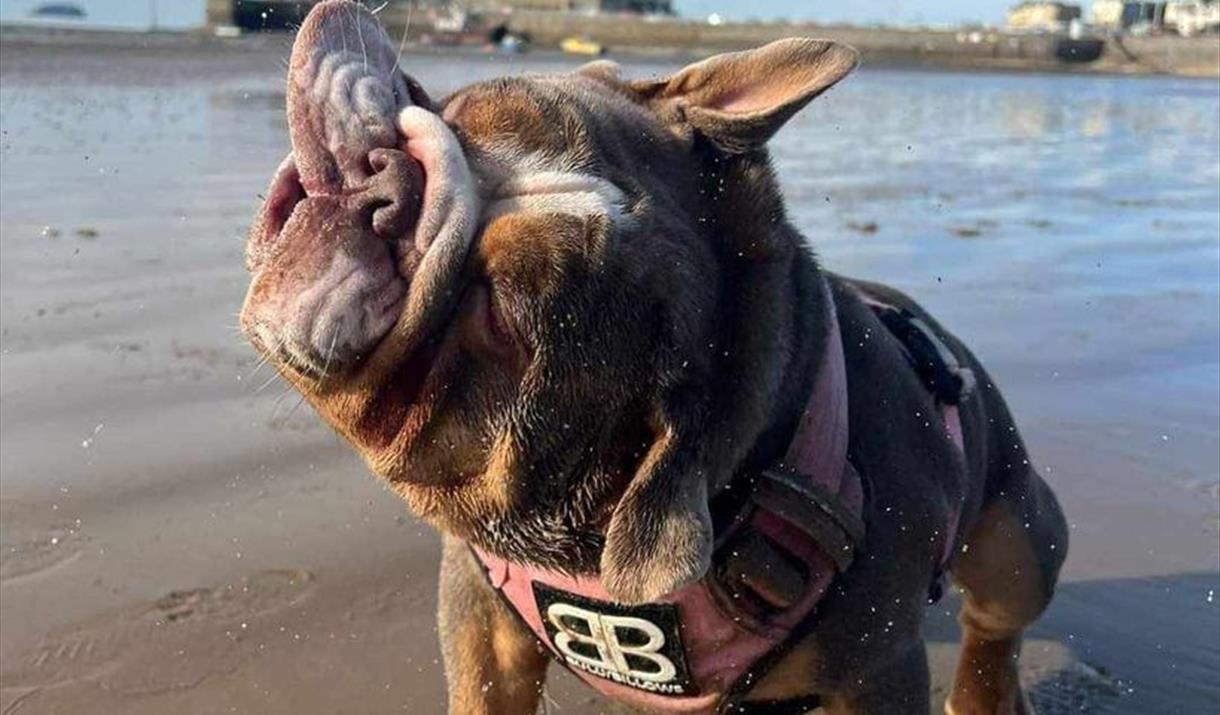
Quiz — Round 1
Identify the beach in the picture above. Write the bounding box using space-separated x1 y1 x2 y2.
1 33 1217 714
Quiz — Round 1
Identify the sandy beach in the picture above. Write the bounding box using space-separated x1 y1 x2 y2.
1 32 1217 714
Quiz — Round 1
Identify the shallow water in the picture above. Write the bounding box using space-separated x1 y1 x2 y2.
2 43 1217 713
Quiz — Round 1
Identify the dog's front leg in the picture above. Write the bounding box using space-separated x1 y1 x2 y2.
818 641 932 714
438 535 549 715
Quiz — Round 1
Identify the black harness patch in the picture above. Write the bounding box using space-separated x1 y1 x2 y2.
532 582 696 696
871 304 975 406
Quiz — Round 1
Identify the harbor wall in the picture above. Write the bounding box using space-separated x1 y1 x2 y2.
454 11 1219 77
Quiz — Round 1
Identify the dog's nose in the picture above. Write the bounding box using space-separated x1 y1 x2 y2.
360 148 424 240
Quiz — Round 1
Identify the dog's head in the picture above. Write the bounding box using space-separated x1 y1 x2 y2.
240 0 856 603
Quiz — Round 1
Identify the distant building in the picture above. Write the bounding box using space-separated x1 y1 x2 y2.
472 0 672 13
1093 0 1218 33
1164 0 1220 34
1093 1 1165 29
1008 2 1084 31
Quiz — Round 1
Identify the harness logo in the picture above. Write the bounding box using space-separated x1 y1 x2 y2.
532 583 693 695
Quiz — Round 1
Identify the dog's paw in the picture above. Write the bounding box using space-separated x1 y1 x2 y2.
945 688 1035 715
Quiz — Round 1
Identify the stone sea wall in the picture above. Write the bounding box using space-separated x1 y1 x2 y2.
397 10 1219 77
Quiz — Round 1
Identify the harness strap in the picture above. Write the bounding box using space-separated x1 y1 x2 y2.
871 303 976 407
745 277 865 576
854 289 968 575
750 466 861 573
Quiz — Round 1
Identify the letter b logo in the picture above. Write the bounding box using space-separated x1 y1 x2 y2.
532 583 693 694
547 603 677 683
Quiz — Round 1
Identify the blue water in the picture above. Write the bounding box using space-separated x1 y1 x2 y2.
2 45 1217 712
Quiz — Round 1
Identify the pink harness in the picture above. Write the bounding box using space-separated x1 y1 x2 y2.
473 282 965 714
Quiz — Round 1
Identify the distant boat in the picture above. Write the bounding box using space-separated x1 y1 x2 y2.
560 37 606 56
488 24 531 54
1055 37 1105 63
30 4 85 20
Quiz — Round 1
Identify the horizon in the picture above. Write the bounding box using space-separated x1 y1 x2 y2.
673 0 1014 27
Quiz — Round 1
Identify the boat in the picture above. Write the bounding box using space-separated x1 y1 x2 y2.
1054 36 1105 62
560 36 605 56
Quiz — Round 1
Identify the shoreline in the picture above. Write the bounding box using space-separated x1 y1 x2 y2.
1 23 1217 80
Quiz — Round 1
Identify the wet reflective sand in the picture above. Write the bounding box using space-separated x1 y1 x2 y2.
1 36 1217 714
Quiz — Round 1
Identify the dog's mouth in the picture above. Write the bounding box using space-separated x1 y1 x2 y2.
240 0 477 392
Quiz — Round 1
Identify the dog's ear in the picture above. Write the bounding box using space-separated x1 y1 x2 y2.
600 402 713 604
632 38 857 153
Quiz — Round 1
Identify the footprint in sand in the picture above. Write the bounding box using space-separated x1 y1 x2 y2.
0 520 88 583
1028 660 1123 713
1 569 315 698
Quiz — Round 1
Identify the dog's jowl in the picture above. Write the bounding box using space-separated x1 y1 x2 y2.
240 2 1068 713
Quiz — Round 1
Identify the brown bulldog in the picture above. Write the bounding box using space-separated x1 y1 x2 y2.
240 2 1068 713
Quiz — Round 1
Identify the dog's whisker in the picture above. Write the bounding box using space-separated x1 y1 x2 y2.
283 391 309 421
350 2 368 72
268 382 298 422
319 322 341 381
250 335 287 393
336 2 348 56
255 369 283 394
394 0 414 79
246 350 275 382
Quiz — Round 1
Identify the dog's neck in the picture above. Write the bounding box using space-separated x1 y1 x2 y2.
739 254 828 481
695 145 832 491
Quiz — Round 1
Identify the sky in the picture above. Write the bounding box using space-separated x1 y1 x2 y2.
674 0 1014 27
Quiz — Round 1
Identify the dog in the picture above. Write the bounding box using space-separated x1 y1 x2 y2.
239 2 1068 713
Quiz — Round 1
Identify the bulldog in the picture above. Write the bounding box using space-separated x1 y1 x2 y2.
239 2 1068 713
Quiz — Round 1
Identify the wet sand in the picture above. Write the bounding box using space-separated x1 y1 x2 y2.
1 34 1217 714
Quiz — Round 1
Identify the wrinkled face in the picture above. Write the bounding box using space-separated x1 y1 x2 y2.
239 1 713 569
241 1 857 593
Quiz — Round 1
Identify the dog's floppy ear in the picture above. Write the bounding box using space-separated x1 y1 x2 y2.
600 401 713 604
632 38 858 153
